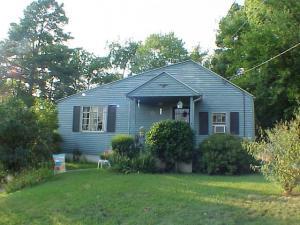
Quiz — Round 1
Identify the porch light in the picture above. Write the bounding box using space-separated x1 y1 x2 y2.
137 99 140 108
159 107 163 115
177 100 183 109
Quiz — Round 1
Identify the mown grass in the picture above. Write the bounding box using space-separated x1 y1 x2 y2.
65 162 97 170
0 170 299 225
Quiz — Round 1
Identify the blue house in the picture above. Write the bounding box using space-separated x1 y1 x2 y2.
57 60 254 158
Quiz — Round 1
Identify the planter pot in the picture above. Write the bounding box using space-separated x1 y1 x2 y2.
155 158 166 171
177 162 192 173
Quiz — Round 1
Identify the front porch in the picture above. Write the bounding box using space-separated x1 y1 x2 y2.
126 71 202 135
129 96 201 134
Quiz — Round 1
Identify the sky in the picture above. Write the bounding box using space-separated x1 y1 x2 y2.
0 0 244 56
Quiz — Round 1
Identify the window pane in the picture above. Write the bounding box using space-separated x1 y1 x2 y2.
83 107 90 112
212 113 226 124
81 106 105 132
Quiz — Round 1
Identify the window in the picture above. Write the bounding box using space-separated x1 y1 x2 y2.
174 108 190 123
81 106 107 132
212 113 226 133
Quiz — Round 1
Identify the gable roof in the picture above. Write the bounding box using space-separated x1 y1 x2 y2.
127 72 200 97
57 60 253 103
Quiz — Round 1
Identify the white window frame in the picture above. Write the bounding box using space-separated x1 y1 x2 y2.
80 106 107 133
212 112 226 134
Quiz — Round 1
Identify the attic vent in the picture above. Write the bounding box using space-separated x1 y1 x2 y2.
159 84 168 88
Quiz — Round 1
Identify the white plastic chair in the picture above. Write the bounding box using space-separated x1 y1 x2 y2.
97 158 111 169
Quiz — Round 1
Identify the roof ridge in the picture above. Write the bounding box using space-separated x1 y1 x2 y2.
57 61 193 103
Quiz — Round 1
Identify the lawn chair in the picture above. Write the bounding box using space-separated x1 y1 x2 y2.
97 158 111 169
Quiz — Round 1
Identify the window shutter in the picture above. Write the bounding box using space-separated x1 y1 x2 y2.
72 106 81 132
199 112 208 135
107 105 117 132
230 112 239 135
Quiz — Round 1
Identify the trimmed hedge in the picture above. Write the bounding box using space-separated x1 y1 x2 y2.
111 134 138 158
199 134 254 175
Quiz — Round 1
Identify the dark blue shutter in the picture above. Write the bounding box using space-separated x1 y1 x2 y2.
230 112 239 135
107 105 117 132
199 112 208 135
72 106 81 132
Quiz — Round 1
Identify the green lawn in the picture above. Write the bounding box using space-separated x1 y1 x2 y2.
0 170 299 225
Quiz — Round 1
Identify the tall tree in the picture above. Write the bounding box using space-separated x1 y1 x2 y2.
108 40 140 77
131 32 189 73
189 44 208 65
211 0 300 128
0 0 71 100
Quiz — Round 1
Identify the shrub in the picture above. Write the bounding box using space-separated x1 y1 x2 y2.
244 110 300 195
146 120 194 169
0 163 7 184
200 134 254 175
72 149 82 162
0 97 60 172
109 151 156 174
111 134 138 158
4 166 53 193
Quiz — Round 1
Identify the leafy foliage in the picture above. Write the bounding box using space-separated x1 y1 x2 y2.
109 151 156 174
244 110 300 195
111 134 138 158
0 97 61 172
4 165 53 193
200 134 254 175
146 120 194 169
0 163 7 184
131 33 189 73
211 1 300 128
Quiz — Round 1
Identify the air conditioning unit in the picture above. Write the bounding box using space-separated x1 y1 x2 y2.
213 125 226 134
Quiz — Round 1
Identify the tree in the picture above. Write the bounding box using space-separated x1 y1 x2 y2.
245 110 300 196
0 0 71 99
211 0 300 128
108 40 140 77
131 33 189 73
189 44 208 65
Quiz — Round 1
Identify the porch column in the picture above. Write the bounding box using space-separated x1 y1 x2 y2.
189 96 195 130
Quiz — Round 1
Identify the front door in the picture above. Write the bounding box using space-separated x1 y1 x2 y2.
173 108 190 123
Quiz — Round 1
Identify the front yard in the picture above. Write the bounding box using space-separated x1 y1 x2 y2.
0 170 299 225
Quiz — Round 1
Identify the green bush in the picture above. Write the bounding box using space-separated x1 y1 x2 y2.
200 134 253 175
111 134 138 158
72 149 82 162
0 97 61 172
109 151 156 174
4 166 53 193
0 163 7 184
244 110 300 195
146 120 194 169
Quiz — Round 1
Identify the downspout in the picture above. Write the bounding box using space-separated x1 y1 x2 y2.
243 93 246 137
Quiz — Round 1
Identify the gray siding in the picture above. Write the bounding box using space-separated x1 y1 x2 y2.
58 61 255 155
128 72 198 97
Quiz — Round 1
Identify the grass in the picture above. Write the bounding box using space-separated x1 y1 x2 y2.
65 162 97 170
0 170 299 225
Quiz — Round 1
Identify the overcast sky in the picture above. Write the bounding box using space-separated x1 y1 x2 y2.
0 0 244 56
